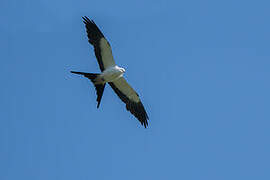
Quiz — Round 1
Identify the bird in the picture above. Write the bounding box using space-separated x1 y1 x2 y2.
71 16 149 128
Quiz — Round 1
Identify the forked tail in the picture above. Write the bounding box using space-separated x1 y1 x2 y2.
71 71 106 108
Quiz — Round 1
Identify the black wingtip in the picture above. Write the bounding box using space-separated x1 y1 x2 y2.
140 116 148 128
82 16 90 23
82 16 95 25
143 119 149 128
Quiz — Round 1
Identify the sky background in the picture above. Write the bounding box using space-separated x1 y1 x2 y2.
1 0 270 179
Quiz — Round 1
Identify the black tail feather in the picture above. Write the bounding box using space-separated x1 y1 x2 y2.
71 71 105 108
95 84 106 108
70 71 98 82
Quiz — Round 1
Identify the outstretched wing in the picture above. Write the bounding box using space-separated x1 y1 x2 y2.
82 16 116 71
109 77 149 128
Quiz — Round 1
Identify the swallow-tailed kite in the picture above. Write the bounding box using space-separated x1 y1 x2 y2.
71 17 149 128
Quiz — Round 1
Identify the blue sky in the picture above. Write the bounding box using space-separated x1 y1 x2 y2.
1 0 270 179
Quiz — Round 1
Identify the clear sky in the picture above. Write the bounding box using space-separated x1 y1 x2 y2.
1 0 270 179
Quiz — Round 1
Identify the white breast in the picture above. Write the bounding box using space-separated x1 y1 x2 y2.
101 66 124 82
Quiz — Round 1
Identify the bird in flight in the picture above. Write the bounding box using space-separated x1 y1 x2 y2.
71 16 149 128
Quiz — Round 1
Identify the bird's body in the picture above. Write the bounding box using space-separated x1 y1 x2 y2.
97 65 125 84
71 16 149 127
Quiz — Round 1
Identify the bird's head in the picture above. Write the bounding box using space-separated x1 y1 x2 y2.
120 67 126 73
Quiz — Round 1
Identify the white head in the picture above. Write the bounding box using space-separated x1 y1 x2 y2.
120 67 126 73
